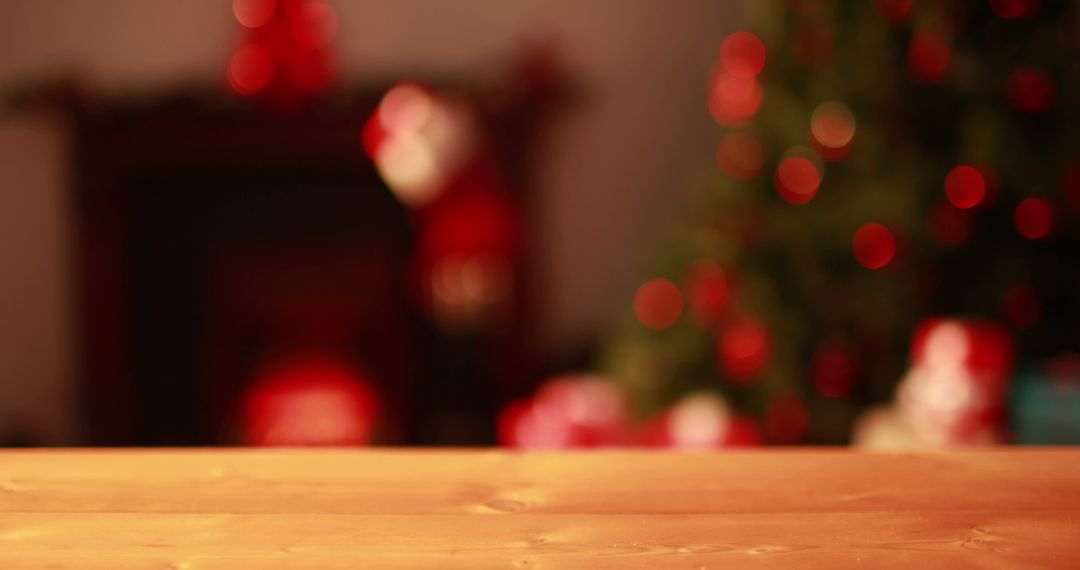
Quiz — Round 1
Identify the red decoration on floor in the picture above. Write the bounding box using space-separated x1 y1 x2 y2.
498 376 636 448
242 357 378 446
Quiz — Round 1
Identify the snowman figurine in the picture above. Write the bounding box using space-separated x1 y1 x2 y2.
854 318 1015 449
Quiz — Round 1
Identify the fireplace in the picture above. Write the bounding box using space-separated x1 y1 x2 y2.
70 87 540 445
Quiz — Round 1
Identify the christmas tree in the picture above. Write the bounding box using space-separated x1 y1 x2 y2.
599 0 1079 444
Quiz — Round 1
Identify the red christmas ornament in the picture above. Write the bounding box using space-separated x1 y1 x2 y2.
852 223 897 269
1014 197 1053 239
944 165 987 209
242 357 379 446
634 278 684 330
719 32 767 78
709 72 763 127
907 30 951 84
416 178 522 331
725 415 764 446
718 318 770 383
227 0 339 107
685 260 732 326
1006 68 1055 113
775 156 822 205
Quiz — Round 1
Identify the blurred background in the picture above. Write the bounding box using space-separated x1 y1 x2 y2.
0 0 1076 449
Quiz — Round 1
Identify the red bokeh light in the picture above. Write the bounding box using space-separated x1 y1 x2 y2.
945 165 987 209
1003 285 1040 329
685 260 731 325
812 344 857 398
1014 197 1053 239
228 44 275 95
775 156 822 205
874 0 914 21
718 318 770 383
810 101 856 150
634 278 684 330
1007 68 1055 113
765 395 809 444
291 0 338 49
852 223 897 269
720 32 767 78
242 358 378 446
908 31 952 84
716 131 766 180
234 0 277 28
709 73 763 127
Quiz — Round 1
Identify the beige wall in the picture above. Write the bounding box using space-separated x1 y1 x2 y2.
0 0 742 442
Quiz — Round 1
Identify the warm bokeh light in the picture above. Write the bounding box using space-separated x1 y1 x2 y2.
775 152 822 205
685 260 731 325
432 252 513 328
1007 68 1054 113
233 0 277 29
634 278 684 330
719 32 766 78
716 131 765 180
709 72 763 127
852 222 897 269
907 30 951 84
718 318 770 382
665 391 731 448
810 101 856 150
944 165 987 209
1014 197 1053 239
291 0 338 49
228 44 275 95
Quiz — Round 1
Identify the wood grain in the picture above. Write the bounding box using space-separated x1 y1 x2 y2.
1 449 1078 568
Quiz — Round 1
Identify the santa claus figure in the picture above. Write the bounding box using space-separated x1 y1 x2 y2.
854 318 1015 449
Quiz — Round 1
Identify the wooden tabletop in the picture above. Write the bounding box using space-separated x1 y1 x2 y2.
1 449 1078 568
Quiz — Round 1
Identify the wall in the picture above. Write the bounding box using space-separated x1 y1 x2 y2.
0 0 743 442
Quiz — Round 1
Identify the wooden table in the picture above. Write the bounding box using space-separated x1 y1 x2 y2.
1 449 1078 568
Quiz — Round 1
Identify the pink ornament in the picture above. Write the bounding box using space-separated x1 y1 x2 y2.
498 376 635 448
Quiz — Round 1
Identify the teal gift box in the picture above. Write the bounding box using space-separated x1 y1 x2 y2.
1012 362 1080 445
